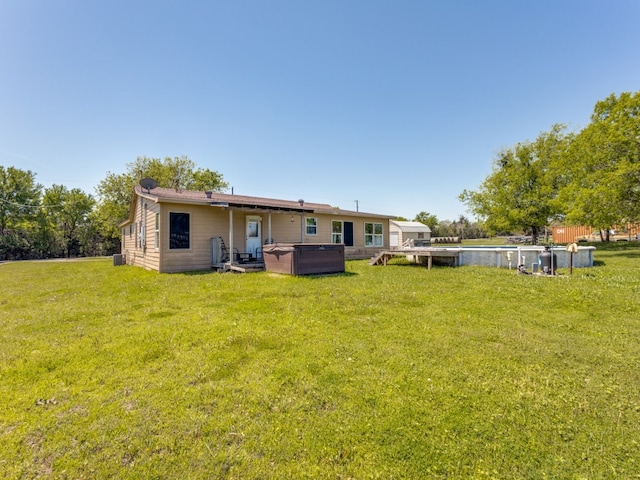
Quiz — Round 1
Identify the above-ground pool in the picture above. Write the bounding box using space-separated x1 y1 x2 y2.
393 245 595 270
436 245 594 269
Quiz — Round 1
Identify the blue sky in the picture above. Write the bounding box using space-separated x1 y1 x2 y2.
1 1 639 220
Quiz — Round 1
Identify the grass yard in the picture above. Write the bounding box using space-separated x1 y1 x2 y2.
1 244 640 479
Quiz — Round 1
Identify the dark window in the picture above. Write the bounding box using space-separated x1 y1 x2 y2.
169 212 190 249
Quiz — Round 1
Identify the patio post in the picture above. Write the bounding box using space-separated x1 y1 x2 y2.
229 209 234 262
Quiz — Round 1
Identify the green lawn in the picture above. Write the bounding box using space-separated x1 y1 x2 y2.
1 246 640 479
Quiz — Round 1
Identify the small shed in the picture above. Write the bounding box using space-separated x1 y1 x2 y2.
389 221 432 248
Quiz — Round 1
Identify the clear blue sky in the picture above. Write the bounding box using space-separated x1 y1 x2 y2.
1 1 639 220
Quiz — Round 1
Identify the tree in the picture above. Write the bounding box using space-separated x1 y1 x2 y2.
413 211 439 234
42 185 95 257
0 166 42 236
451 215 471 240
555 92 640 233
460 125 570 244
0 167 42 260
93 171 133 244
127 156 228 191
94 156 228 248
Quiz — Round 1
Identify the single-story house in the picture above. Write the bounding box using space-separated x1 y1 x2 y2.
120 184 394 273
389 220 431 248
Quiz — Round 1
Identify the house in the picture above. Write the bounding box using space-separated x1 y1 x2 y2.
119 184 394 273
389 220 431 248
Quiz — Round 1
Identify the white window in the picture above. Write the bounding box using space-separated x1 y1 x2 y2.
154 213 160 249
139 222 145 248
305 217 317 236
140 203 147 248
332 221 343 244
365 222 383 247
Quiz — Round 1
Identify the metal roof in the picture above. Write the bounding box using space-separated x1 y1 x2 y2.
390 220 432 233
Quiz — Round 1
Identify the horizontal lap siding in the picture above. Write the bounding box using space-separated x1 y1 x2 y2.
269 214 305 243
389 223 403 245
121 200 160 271
141 203 160 271
160 204 228 273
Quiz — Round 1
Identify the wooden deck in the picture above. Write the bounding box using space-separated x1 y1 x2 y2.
369 248 460 269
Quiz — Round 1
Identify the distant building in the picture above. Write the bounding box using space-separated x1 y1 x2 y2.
389 220 431 248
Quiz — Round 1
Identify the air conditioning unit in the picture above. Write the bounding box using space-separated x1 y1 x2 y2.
113 254 125 266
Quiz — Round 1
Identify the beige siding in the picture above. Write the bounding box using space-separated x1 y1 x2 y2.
389 222 403 245
121 197 161 271
159 204 230 273
269 213 306 243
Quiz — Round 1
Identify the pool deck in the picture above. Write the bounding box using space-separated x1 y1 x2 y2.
369 248 460 269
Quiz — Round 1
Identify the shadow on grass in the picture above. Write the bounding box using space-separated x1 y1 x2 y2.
179 269 359 278
614 251 640 259
180 269 220 276
305 271 358 279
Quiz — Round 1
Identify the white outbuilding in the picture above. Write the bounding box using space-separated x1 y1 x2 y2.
389 220 432 248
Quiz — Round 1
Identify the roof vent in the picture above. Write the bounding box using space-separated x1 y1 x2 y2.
298 199 304 206
205 190 213 199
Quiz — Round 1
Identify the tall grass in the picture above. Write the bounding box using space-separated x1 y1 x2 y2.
1 246 639 478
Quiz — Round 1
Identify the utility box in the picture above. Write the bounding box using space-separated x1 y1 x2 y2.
263 243 345 275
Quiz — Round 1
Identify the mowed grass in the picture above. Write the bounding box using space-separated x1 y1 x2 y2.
1 246 640 479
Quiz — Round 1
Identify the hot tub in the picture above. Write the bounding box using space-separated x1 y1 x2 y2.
262 243 345 275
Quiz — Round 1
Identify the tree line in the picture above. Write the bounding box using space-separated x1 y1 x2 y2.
0 156 227 261
459 91 640 244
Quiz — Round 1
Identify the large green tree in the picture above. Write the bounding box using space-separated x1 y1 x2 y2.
555 92 640 234
413 211 439 233
0 166 42 259
94 156 228 246
460 125 571 244
42 185 95 257
0 166 42 235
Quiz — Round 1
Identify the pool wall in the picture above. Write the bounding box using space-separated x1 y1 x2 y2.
443 246 594 269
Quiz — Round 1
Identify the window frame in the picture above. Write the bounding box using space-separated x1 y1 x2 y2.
169 212 191 250
364 222 384 247
331 220 343 244
305 217 318 236
154 213 160 249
